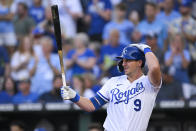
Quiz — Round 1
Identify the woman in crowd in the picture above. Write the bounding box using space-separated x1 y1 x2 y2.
72 75 85 96
164 33 191 83
11 36 36 82
0 77 16 103
65 33 96 81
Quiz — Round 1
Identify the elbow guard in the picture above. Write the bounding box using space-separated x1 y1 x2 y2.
90 94 107 110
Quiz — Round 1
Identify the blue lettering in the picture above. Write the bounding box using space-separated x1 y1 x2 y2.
139 82 144 90
131 88 136 95
135 83 139 92
110 82 145 104
110 88 119 102
123 90 131 104
118 92 124 99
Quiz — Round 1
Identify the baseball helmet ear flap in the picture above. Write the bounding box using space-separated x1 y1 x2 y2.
117 60 124 72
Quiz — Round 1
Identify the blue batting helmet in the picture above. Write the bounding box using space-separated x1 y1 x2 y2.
116 45 146 72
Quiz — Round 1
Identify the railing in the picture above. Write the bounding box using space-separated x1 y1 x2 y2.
0 101 196 131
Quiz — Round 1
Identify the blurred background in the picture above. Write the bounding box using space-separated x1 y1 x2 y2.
0 0 196 131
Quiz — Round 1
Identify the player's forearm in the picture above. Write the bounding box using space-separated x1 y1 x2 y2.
145 52 162 86
61 87 103 112
146 52 160 70
76 96 95 112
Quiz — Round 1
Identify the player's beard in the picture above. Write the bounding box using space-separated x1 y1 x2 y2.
125 66 142 79
124 68 136 77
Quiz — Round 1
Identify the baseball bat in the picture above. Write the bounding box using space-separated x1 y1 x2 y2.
51 5 68 93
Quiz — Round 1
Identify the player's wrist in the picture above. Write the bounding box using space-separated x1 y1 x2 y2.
144 48 152 54
70 93 80 103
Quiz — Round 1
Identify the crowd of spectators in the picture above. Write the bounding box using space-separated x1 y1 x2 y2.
0 0 196 104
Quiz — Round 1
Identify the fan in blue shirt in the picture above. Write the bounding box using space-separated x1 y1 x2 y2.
100 29 125 77
66 49 96 75
39 75 63 103
0 77 16 104
156 0 181 25
85 0 112 41
12 79 38 104
137 2 167 49
102 3 134 45
66 33 96 79
164 34 191 83
0 46 9 77
29 0 45 24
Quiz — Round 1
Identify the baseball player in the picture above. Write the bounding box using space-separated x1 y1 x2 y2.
61 43 162 131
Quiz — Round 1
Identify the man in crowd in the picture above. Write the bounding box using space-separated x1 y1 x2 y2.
100 29 125 77
12 79 38 104
13 2 35 41
39 75 63 103
84 0 112 42
137 2 167 49
28 37 60 96
103 2 133 45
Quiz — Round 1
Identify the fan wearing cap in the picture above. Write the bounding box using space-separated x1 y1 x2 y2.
61 43 162 131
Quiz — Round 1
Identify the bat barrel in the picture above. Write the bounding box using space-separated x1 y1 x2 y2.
51 5 62 50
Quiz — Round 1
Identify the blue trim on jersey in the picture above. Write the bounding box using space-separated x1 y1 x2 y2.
90 94 107 110
97 92 109 102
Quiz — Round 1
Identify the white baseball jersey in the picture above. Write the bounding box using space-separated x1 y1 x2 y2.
97 75 161 131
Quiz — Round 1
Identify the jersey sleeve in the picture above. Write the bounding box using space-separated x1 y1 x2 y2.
96 78 112 103
146 76 162 92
